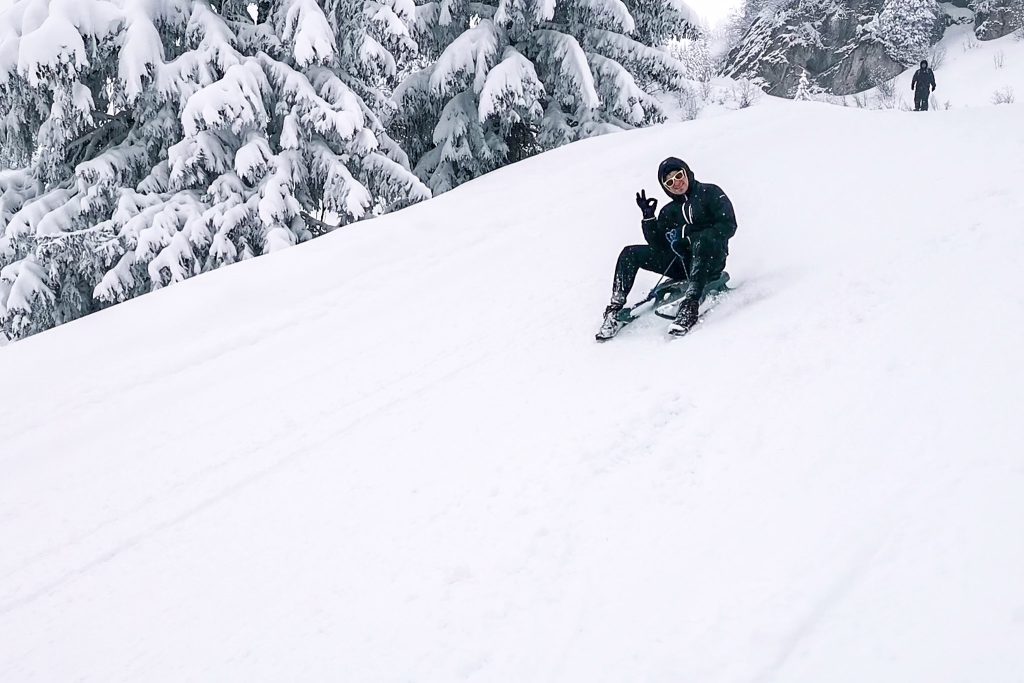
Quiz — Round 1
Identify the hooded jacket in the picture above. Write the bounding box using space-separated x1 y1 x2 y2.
912 66 936 94
642 157 738 260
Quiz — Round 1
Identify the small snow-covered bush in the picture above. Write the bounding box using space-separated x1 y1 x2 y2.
992 86 1016 103
731 80 762 108
993 50 1006 68
675 86 703 120
872 70 899 109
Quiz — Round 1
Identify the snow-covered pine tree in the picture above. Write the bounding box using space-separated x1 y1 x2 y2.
722 0 781 53
794 68 812 100
0 0 428 340
391 0 698 194
667 35 717 84
408 0 473 60
0 0 136 337
869 0 941 65
393 16 521 193
625 0 699 47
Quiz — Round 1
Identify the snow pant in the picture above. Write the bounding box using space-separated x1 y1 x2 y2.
914 90 930 111
610 235 727 308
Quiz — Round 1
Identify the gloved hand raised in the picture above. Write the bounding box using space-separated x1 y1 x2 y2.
636 190 658 220
665 227 688 256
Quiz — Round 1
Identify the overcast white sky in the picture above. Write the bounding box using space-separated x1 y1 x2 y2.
687 0 743 26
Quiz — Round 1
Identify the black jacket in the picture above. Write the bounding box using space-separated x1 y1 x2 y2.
912 67 936 93
642 158 737 256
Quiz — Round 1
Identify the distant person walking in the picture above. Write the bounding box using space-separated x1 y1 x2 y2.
911 60 936 111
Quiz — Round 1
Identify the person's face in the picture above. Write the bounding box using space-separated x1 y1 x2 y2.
663 169 689 196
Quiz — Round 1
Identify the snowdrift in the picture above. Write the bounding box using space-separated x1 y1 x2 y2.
1 100 1023 681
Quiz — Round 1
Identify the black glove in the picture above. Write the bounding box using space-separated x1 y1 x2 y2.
665 227 687 254
636 190 657 220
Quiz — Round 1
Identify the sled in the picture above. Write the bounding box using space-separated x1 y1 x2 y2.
617 271 731 324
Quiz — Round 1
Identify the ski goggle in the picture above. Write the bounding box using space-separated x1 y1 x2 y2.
662 170 686 187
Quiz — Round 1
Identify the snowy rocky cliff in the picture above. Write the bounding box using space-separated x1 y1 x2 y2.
726 0 901 96
971 0 1024 37
725 0 1022 96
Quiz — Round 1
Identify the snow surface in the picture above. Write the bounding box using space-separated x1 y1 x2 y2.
1 99 1024 680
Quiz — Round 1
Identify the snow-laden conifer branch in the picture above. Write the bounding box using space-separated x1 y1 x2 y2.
528 29 601 111
0 0 430 339
585 29 689 90
477 46 545 121
392 0 697 191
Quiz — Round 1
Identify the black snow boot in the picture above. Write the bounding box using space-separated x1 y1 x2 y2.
596 301 626 341
667 298 699 337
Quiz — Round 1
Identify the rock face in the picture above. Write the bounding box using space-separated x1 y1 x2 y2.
725 0 900 96
724 0 956 96
972 0 1024 39
725 0 1019 97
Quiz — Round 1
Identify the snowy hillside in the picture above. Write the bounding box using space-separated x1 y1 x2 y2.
888 24 1024 108
2 99 1024 681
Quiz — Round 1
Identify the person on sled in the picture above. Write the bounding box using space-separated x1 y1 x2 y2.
596 157 738 341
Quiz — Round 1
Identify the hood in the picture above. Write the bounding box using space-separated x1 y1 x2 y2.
658 157 694 199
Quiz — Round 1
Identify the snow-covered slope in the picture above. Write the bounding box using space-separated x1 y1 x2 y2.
869 24 1024 108
1 100 1023 681
913 25 1024 107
